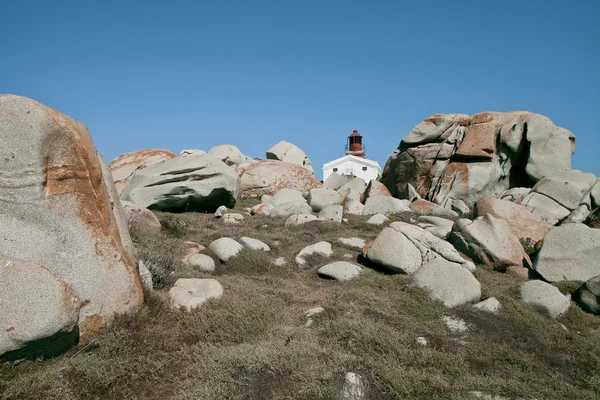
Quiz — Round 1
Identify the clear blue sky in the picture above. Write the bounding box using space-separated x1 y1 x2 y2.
1 0 599 178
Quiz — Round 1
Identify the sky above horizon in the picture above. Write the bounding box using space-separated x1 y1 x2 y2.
1 0 599 179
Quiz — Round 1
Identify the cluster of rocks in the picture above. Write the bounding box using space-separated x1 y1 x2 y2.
1 95 599 364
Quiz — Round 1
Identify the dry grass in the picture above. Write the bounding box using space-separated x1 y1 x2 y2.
2 201 600 400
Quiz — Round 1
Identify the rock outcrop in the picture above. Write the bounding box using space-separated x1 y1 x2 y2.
381 112 576 211
121 154 240 212
266 141 313 172
207 144 254 168
239 160 323 198
109 149 176 194
0 95 143 358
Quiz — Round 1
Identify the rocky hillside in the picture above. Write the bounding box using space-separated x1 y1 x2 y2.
1 96 600 400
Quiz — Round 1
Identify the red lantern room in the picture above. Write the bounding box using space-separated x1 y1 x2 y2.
345 130 366 158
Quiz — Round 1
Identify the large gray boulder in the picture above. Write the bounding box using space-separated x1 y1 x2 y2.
121 154 240 212
109 149 176 194
412 258 481 307
364 222 473 274
0 258 80 361
362 196 411 216
381 112 575 209
533 224 600 282
266 141 313 172
239 160 323 198
476 197 548 246
0 95 143 346
308 188 344 212
450 214 531 271
337 178 367 198
324 172 348 190
416 216 455 239
319 204 343 223
520 280 570 318
521 171 597 225
207 144 254 168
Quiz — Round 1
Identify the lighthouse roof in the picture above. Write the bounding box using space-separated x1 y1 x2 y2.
349 130 362 137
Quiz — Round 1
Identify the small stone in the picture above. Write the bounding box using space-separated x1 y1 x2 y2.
209 237 244 261
443 316 469 334
274 257 286 266
138 260 153 291
366 213 389 225
473 297 501 314
238 237 270 251
415 337 428 346
317 261 362 281
339 372 367 400
214 205 228 218
222 213 244 224
295 242 333 267
186 254 216 272
304 306 325 318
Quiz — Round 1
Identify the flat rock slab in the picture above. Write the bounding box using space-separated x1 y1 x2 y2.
209 238 244 261
285 214 323 226
317 262 362 281
534 223 600 282
338 237 366 250
520 280 570 318
412 258 481 308
169 279 223 311
362 196 411 216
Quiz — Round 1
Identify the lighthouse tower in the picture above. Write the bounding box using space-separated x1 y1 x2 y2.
322 129 381 183
345 130 366 158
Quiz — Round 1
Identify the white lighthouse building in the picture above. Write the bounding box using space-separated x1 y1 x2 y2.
322 130 382 183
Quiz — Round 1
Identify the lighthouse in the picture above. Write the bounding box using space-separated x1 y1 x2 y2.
346 130 366 157
322 130 382 183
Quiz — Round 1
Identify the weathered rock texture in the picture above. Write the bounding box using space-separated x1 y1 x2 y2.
109 149 176 194
121 154 240 212
266 141 313 172
0 95 143 351
0 258 81 361
381 112 575 210
239 160 323 198
207 144 254 168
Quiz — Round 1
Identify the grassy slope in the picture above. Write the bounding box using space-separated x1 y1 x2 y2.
1 200 600 400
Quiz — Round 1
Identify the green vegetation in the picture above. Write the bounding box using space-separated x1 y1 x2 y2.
1 202 600 400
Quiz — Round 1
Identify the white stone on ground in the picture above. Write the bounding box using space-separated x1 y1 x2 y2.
415 337 428 346
412 258 481 307
473 297 501 314
214 205 228 217
338 237 366 250
138 260 153 291
304 306 325 318
295 241 333 267
339 372 367 400
169 279 223 311
238 237 270 251
285 214 322 226
209 237 244 261
186 253 216 272
317 262 362 281
222 213 244 224
520 280 570 318
443 316 469 334
274 257 286 266
366 213 389 225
